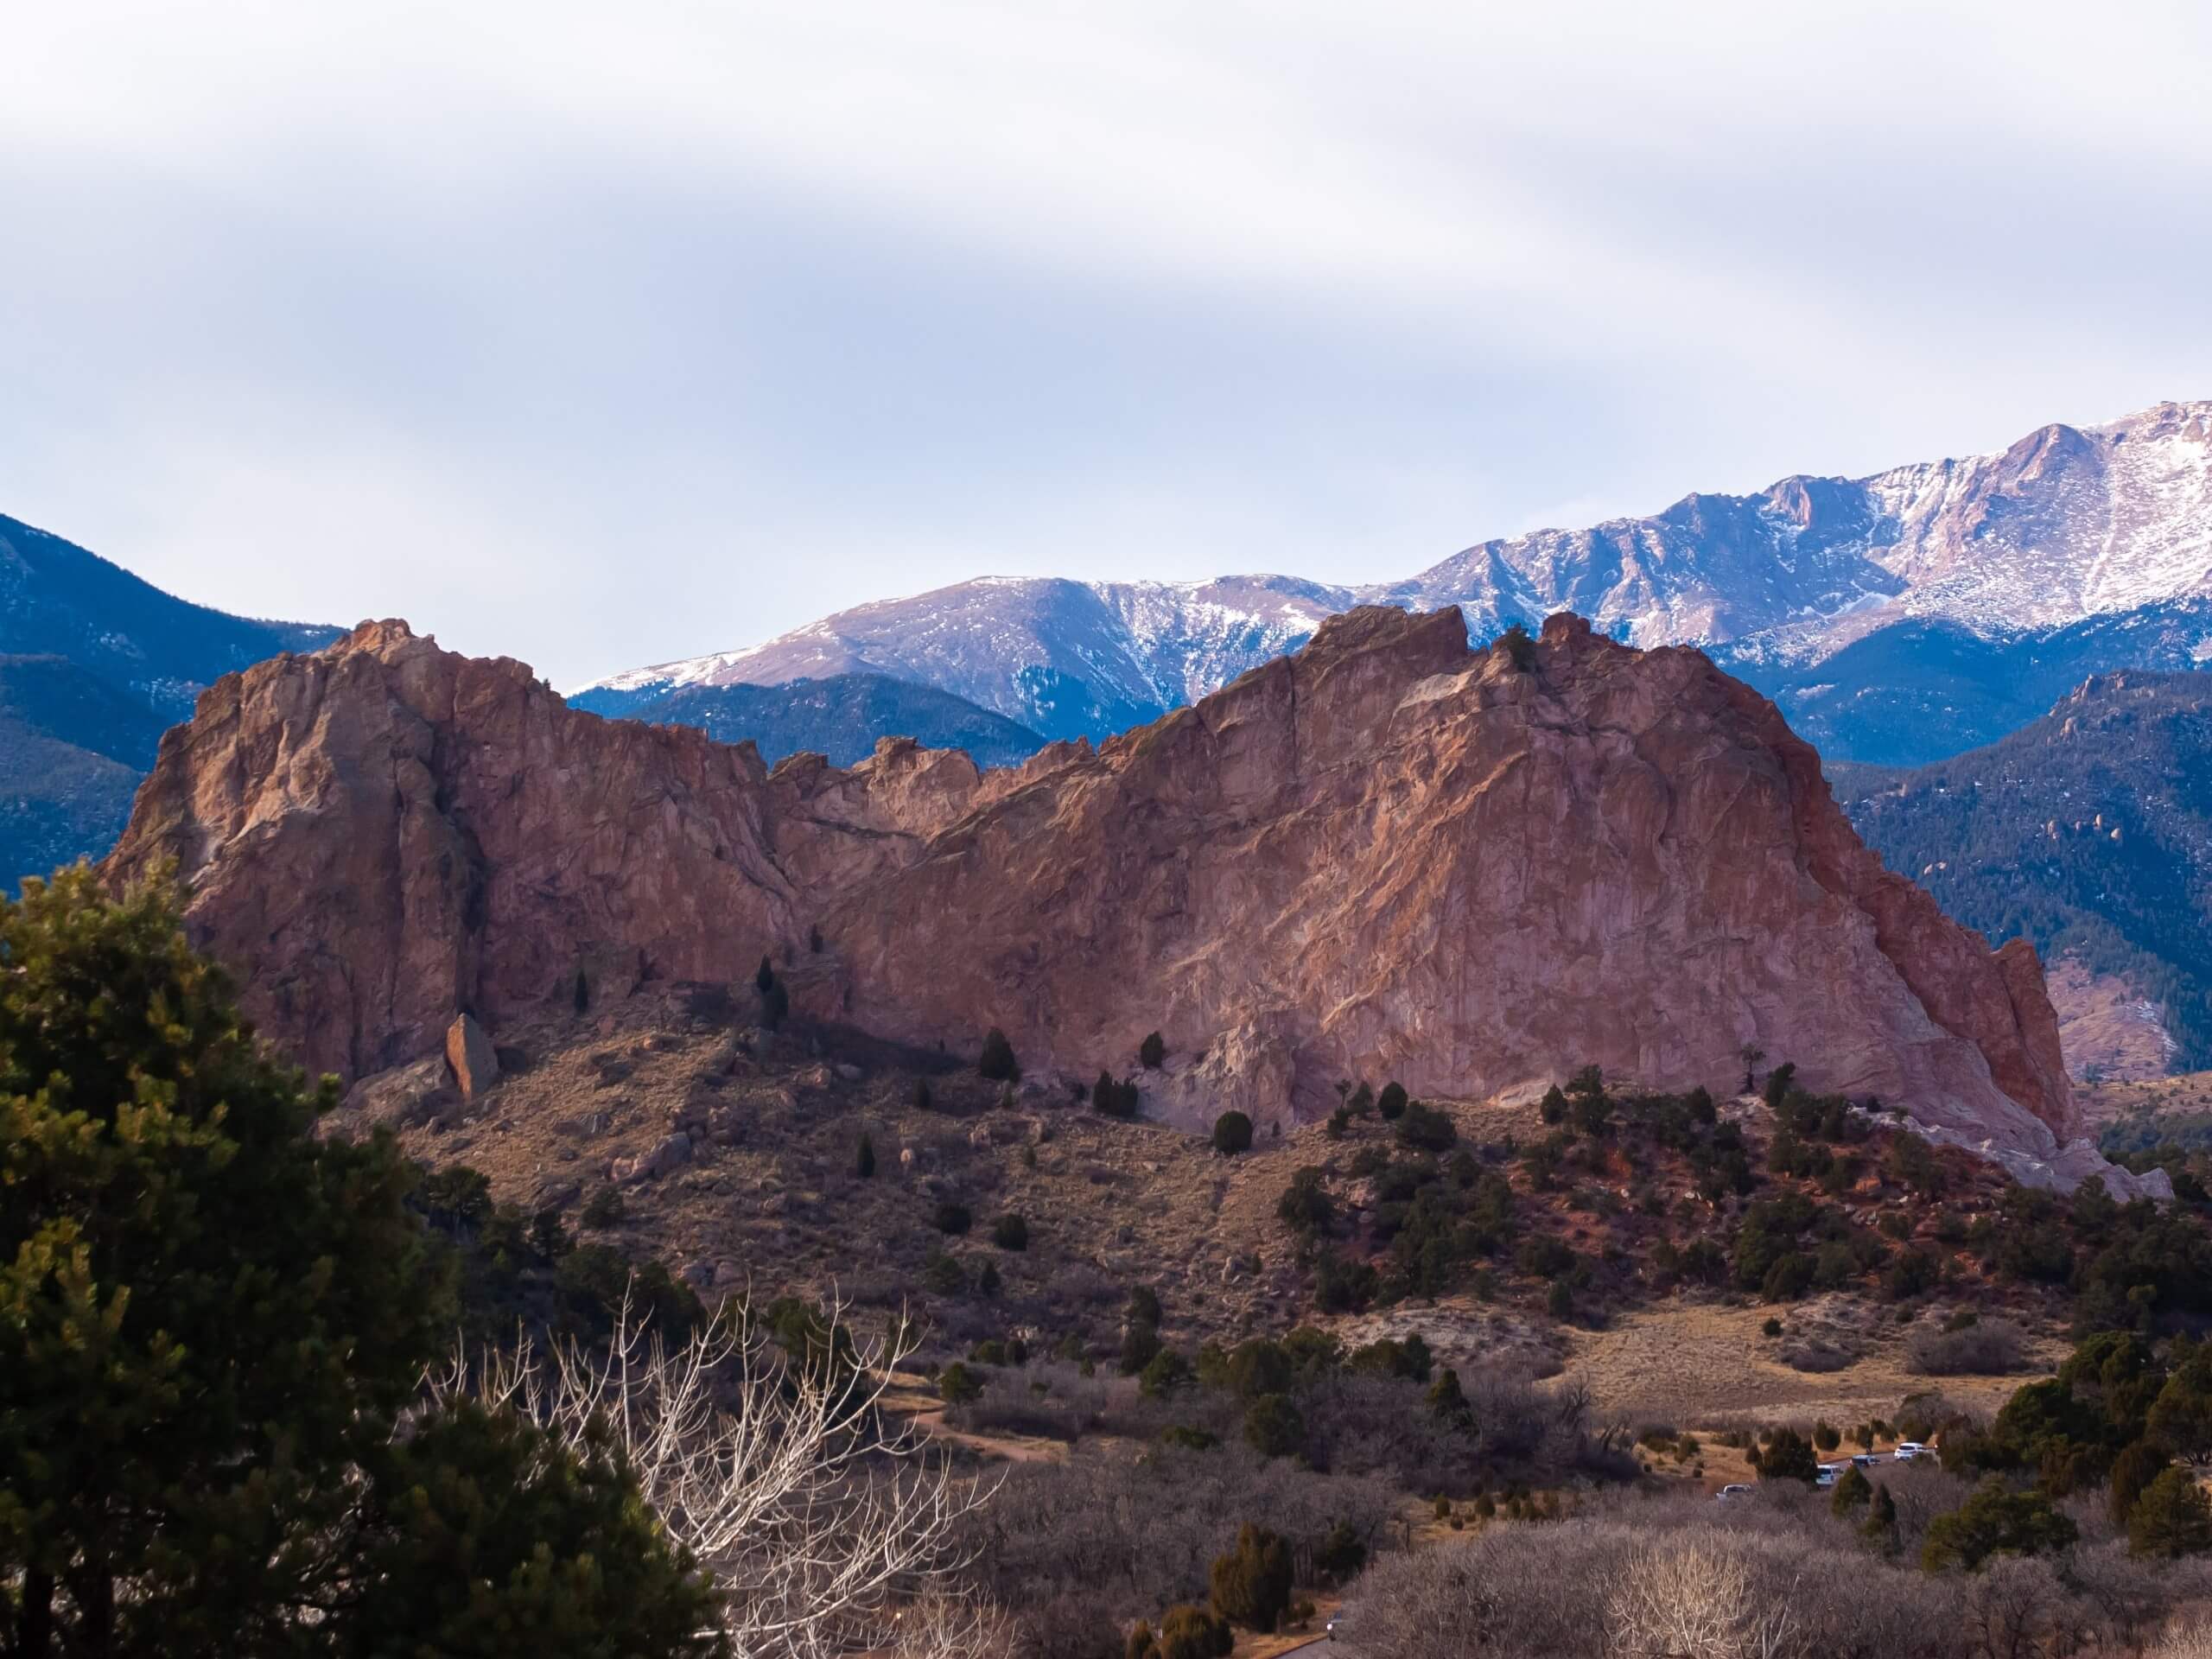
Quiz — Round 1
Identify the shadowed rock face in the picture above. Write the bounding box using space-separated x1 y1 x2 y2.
107 607 2144 1192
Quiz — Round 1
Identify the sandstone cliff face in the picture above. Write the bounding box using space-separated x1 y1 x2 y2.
108 610 2134 1191
107 620 994 1079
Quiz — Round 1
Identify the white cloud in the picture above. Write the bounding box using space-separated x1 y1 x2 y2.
1 1 2208 683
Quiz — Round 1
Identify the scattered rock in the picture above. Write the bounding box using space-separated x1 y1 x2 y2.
338 1053 449 1134
613 1131 693 1185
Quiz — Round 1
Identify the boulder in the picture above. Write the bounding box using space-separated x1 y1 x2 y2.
338 1053 449 1133
613 1131 692 1185
445 1013 499 1102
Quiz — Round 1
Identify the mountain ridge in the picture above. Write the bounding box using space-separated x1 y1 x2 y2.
1834 667 2212 1077
0 512 343 887
611 672 1045 769
582 401 2212 763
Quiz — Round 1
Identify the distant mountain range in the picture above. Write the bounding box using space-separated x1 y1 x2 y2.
582 401 2212 764
602 673 1043 768
0 512 341 889
0 513 1048 887
1834 670 2212 1074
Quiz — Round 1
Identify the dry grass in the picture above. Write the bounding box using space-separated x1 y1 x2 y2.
2080 1067 2212 1129
357 982 2063 1453
1567 1297 2059 1432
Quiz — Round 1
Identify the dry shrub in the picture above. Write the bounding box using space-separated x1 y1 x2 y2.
978 1439 1396 1659
1603 1536 1797 1658
2152 1617 2212 1659
1907 1319 2029 1377
1777 1338 1855 1373
946 1361 1109 1441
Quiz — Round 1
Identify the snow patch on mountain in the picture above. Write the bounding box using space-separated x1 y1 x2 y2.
576 401 2212 745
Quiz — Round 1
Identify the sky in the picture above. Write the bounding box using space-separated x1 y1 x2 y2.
3 2 2210 690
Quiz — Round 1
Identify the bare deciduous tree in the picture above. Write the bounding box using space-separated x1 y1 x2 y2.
434 1293 999 1658
1603 1539 1797 1659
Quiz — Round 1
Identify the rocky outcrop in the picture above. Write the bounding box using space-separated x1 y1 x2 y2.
106 609 2148 1192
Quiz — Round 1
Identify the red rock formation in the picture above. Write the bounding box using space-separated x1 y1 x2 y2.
108 608 2131 1188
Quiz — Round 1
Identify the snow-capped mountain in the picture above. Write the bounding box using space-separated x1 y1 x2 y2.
576 401 2212 760
573 575 1354 742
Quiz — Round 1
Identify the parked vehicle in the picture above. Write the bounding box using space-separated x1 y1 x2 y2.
1893 1442 1928 1461
1717 1483 1753 1501
1326 1612 1350 1640
1815 1464 1842 1488
1850 1453 1882 1470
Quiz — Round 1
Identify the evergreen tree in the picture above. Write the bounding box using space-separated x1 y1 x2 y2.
1752 1427 1820 1484
0 871 453 1654
1426 1365 1471 1429
1120 1320 1164 1376
2110 1440 2171 1529
1242 1394 1306 1459
1208 1523 1294 1632
1093 1070 1139 1119
1139 1030 1166 1070
755 955 776 995
0 870 720 1656
1922 1477 2077 1570
1211 1110 1254 1154
855 1131 877 1179
341 1402 723 1657
1376 1081 1408 1121
1864 1483 1899 1544
1832 1465 1872 1515
2129 1467 2212 1559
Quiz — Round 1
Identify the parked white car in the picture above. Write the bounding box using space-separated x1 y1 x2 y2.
1893 1442 1929 1461
1717 1484 1753 1502
1815 1464 1842 1488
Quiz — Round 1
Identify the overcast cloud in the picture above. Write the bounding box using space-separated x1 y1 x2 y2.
3 1 2209 686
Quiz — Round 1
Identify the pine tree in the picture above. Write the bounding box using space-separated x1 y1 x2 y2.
1140 1030 1166 1069
855 1132 877 1179
1426 1365 1471 1428
2129 1467 2212 1559
2110 1440 2170 1529
755 955 776 995
1864 1483 1898 1544
1832 1465 1872 1516
1209 1523 1294 1631
344 1402 722 1656
0 869 721 1656
1752 1427 1819 1484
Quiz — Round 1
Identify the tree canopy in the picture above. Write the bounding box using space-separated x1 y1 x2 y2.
0 868 721 1657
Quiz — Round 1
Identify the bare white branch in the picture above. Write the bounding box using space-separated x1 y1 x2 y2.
432 1289 1000 1657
